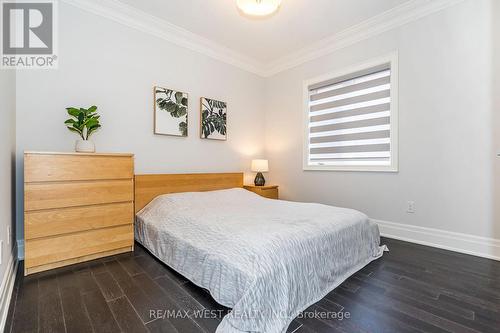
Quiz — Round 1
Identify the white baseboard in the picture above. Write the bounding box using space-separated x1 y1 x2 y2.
0 251 18 333
374 219 500 261
16 240 24 260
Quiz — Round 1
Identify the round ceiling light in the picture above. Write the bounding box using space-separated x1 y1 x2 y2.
236 0 282 17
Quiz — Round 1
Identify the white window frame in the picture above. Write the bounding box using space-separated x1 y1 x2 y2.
303 52 399 172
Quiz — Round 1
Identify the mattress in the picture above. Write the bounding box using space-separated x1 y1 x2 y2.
135 188 385 333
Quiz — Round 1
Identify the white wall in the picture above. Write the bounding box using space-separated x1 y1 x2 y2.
15 3 266 244
0 68 16 318
265 0 497 240
493 0 500 241
0 68 16 275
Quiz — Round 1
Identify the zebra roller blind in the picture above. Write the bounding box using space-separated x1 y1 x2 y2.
306 62 396 170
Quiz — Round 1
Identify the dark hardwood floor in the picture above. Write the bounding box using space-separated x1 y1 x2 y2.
5 238 500 333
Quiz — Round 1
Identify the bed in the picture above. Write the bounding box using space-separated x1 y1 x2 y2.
134 173 386 333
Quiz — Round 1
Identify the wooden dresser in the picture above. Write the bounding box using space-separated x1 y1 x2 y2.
24 152 134 275
243 185 279 199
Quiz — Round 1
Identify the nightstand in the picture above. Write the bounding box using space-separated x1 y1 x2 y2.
243 185 279 199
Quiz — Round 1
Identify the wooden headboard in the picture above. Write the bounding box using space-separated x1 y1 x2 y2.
134 173 244 213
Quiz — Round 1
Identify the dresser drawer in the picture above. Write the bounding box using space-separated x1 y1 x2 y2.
25 224 134 269
25 179 134 211
25 202 133 239
256 188 278 199
25 153 133 182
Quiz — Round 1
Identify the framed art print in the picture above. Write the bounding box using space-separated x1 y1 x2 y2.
154 86 188 137
200 97 227 140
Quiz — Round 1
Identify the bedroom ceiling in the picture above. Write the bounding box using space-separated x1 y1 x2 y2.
116 0 412 63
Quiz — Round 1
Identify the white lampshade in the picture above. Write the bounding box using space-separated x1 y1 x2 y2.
251 159 269 172
236 0 282 16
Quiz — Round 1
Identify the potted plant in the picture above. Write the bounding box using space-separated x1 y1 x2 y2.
64 105 101 153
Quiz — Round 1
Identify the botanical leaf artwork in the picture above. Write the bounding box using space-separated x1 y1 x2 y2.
64 105 101 140
200 97 227 140
154 87 188 136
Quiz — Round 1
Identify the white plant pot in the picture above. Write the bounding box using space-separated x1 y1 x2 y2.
75 139 95 153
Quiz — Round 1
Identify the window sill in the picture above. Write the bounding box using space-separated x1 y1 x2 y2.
303 165 398 172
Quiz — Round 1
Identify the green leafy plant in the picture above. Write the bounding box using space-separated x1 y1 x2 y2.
179 121 188 136
156 88 188 135
201 98 226 139
64 105 101 140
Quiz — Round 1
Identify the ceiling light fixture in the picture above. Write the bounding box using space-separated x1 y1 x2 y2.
236 0 282 17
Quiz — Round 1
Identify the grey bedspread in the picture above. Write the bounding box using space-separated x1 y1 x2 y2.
135 188 385 333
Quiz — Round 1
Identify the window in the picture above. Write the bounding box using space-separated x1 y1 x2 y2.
303 53 398 172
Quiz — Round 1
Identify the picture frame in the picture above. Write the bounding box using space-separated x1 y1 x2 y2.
200 97 227 141
154 86 188 137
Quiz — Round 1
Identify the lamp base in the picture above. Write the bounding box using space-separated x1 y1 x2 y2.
254 172 265 186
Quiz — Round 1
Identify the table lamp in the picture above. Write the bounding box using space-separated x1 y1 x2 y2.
251 159 269 186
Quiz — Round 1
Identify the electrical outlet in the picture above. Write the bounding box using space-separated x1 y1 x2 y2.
407 201 416 213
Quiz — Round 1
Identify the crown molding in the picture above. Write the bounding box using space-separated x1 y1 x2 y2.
61 0 267 76
62 0 465 78
263 0 466 76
